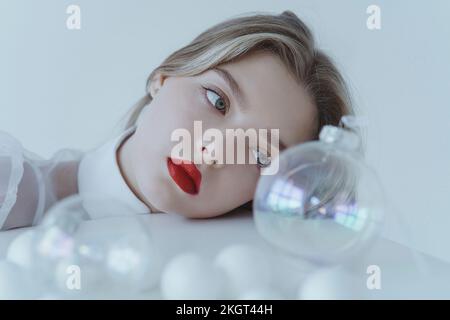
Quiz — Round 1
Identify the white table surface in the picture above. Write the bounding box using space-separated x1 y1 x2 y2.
1 208 449 299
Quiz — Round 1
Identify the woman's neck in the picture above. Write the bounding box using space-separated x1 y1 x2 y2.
116 133 161 213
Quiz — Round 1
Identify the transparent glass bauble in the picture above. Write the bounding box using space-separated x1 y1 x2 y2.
31 194 161 298
253 119 385 265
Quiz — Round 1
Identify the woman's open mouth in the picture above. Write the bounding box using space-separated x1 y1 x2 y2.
166 157 202 195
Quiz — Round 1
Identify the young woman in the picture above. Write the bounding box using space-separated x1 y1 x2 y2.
0 10 354 230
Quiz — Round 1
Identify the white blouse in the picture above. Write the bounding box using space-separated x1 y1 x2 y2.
77 126 151 217
0 127 150 231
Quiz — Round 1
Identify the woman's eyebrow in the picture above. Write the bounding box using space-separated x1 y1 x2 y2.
212 67 247 109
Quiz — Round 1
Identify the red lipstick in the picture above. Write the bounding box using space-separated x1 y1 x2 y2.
167 157 202 195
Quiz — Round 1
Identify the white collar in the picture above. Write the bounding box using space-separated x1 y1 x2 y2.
77 126 151 216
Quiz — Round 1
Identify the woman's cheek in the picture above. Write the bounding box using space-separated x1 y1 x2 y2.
227 165 260 199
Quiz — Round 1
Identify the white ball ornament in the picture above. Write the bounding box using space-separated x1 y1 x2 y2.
6 230 36 269
237 287 284 300
214 244 272 296
161 252 226 300
298 266 366 300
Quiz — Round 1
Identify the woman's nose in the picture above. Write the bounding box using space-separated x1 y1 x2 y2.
202 143 224 169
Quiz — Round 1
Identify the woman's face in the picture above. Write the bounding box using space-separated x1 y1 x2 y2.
120 51 317 218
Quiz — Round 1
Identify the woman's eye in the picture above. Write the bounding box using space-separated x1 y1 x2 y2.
205 87 227 114
251 149 271 168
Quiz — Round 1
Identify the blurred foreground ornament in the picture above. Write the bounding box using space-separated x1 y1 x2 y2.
29 194 161 297
214 244 272 295
161 252 227 299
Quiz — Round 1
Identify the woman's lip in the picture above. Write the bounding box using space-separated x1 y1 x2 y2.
166 157 202 195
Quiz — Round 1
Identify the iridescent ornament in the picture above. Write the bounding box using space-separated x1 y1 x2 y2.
254 116 385 264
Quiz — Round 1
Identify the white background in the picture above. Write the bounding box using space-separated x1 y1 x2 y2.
1 0 449 262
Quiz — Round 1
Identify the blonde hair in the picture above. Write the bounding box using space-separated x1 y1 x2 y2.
123 10 354 139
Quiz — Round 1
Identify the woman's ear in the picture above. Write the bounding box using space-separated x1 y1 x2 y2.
148 73 166 97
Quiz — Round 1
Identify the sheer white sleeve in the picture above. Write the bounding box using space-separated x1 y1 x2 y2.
0 131 82 231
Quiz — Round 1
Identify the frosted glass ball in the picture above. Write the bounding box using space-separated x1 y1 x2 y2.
32 195 92 287
31 195 159 296
53 246 109 296
214 244 272 296
161 252 227 300
254 126 385 264
237 287 284 300
6 230 36 269
106 231 163 293
297 266 367 300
